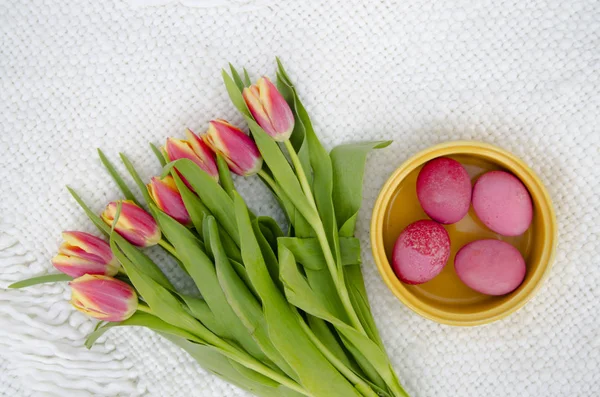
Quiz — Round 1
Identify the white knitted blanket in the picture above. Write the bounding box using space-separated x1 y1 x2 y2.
1 0 599 396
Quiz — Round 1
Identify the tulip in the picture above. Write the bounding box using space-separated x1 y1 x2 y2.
147 175 191 225
52 231 120 278
70 274 138 322
101 200 161 247
243 77 295 141
202 119 263 176
165 129 219 181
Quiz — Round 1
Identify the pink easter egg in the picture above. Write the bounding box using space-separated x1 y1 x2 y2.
416 157 472 224
392 220 451 285
454 239 526 296
472 170 533 236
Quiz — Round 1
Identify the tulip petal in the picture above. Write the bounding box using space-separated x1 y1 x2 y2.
53 254 116 278
148 176 191 224
70 275 137 322
204 120 263 176
61 231 114 264
101 200 161 247
243 77 294 141
243 85 277 136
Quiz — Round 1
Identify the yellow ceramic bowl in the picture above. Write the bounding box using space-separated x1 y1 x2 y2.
371 141 557 326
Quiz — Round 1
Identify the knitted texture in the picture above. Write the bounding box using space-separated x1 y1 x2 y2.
1 0 599 396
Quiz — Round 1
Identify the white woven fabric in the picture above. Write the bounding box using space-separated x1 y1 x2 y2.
1 0 599 396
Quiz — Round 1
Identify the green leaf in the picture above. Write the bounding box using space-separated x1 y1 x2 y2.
276 72 311 187
278 237 361 270
179 294 226 336
299 313 382 397
258 171 313 238
164 334 305 397
171 171 209 239
257 216 284 239
234 192 361 397
276 60 343 273
345 264 384 348
120 153 153 206
207 216 293 378
109 235 211 341
243 68 252 87
217 154 235 199
340 335 388 393
8 273 72 289
85 311 200 349
165 158 239 246
305 315 357 373
67 187 174 290
150 142 167 167
251 219 284 293
229 360 280 388
151 206 265 361
98 149 139 205
202 216 214 260
257 216 283 255
231 258 259 299
229 63 246 92
330 141 392 236
245 118 318 226
222 70 252 118
278 243 405 396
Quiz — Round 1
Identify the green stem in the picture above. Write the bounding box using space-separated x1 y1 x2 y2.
283 140 317 207
295 310 379 397
283 140 366 335
158 239 178 258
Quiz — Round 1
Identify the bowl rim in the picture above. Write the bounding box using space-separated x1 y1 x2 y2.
370 140 557 326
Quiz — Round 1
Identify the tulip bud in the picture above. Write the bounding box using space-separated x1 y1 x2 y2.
147 175 191 225
52 231 120 278
243 77 295 141
202 119 263 176
70 274 138 322
165 130 219 181
101 200 161 247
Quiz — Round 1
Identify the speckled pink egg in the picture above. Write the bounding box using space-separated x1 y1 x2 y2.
392 220 451 285
472 170 533 236
416 157 472 224
454 239 526 296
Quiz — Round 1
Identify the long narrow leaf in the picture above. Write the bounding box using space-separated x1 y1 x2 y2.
234 192 362 397
98 149 139 205
222 70 252 117
8 273 72 289
279 237 361 270
207 216 294 379
279 243 406 396
151 206 265 361
85 311 200 348
217 154 235 198
164 159 239 246
229 63 246 92
150 143 167 167
164 334 305 397
330 141 392 236
119 153 153 206
242 68 252 87
276 61 341 268
178 294 225 336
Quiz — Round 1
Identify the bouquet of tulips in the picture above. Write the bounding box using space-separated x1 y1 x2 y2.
12 60 407 397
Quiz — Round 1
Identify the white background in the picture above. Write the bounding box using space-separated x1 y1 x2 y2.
1 0 599 396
